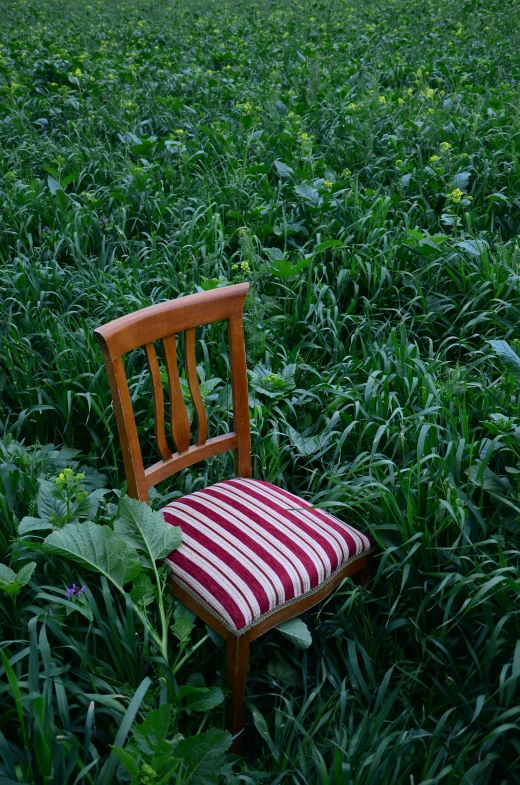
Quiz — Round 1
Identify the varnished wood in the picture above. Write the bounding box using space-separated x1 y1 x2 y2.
144 433 238 488
248 551 374 641
95 284 249 358
228 317 252 478
144 342 172 462
226 633 250 755
185 327 208 446
162 334 191 453
93 284 249 496
94 283 376 755
169 551 375 643
95 342 148 502
170 550 374 755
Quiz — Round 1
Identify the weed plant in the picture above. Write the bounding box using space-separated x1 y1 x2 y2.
1 0 520 781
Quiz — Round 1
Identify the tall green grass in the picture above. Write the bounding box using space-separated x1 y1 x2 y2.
2 0 520 780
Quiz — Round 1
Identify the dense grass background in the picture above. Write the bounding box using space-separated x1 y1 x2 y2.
2 0 520 781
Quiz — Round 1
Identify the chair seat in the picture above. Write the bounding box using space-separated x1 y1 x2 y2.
162 478 374 634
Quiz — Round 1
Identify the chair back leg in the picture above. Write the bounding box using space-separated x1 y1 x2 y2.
226 631 251 754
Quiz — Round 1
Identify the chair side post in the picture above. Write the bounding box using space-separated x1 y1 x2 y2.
228 316 252 479
95 337 149 502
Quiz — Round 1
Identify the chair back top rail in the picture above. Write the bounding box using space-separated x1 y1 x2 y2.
94 283 249 358
93 283 251 503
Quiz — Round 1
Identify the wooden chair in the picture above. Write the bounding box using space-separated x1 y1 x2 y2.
94 283 375 754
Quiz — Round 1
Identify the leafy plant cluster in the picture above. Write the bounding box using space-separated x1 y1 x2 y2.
0 444 234 784
2 0 520 781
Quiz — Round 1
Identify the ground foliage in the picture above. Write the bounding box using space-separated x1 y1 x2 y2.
1 0 520 781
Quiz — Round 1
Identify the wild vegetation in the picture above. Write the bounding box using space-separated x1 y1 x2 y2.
1 0 520 781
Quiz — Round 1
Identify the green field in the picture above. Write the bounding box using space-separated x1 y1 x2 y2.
2 0 520 781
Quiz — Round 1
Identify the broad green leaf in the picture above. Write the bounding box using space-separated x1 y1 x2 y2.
287 425 321 456
131 704 171 757
0 561 35 597
37 480 67 523
18 517 55 535
0 563 16 584
171 615 194 650
175 728 231 784
110 746 140 777
75 488 109 519
276 617 312 649
15 562 36 586
130 573 155 606
273 160 294 178
47 174 62 195
43 522 141 590
489 340 520 382
178 685 225 712
115 496 182 562
451 171 471 188
467 465 512 493
0 563 19 595
457 239 487 257
268 659 302 687
294 182 321 205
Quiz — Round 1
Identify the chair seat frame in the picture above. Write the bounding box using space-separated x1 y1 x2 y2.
94 283 374 754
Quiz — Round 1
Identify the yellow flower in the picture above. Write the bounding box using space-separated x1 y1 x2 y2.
398 97 404 104
347 102 357 111
447 188 464 203
425 88 434 98
323 180 333 189
429 154 440 162
341 168 352 178
11 82 20 89
75 68 82 77
428 107 434 114
407 88 413 96
378 95 386 104
440 141 452 151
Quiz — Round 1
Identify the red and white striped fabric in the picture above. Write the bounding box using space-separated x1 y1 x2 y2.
162 478 374 634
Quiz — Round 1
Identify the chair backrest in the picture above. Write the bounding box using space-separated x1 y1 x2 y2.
93 283 251 503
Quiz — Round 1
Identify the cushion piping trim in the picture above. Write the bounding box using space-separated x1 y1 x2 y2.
168 544 376 637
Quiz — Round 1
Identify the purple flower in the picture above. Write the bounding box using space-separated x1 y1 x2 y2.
66 583 86 600
43 225 50 231
100 216 107 224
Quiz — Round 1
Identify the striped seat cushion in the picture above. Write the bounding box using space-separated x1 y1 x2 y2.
162 478 374 634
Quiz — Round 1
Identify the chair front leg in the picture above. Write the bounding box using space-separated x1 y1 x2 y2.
353 553 374 588
226 631 251 755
